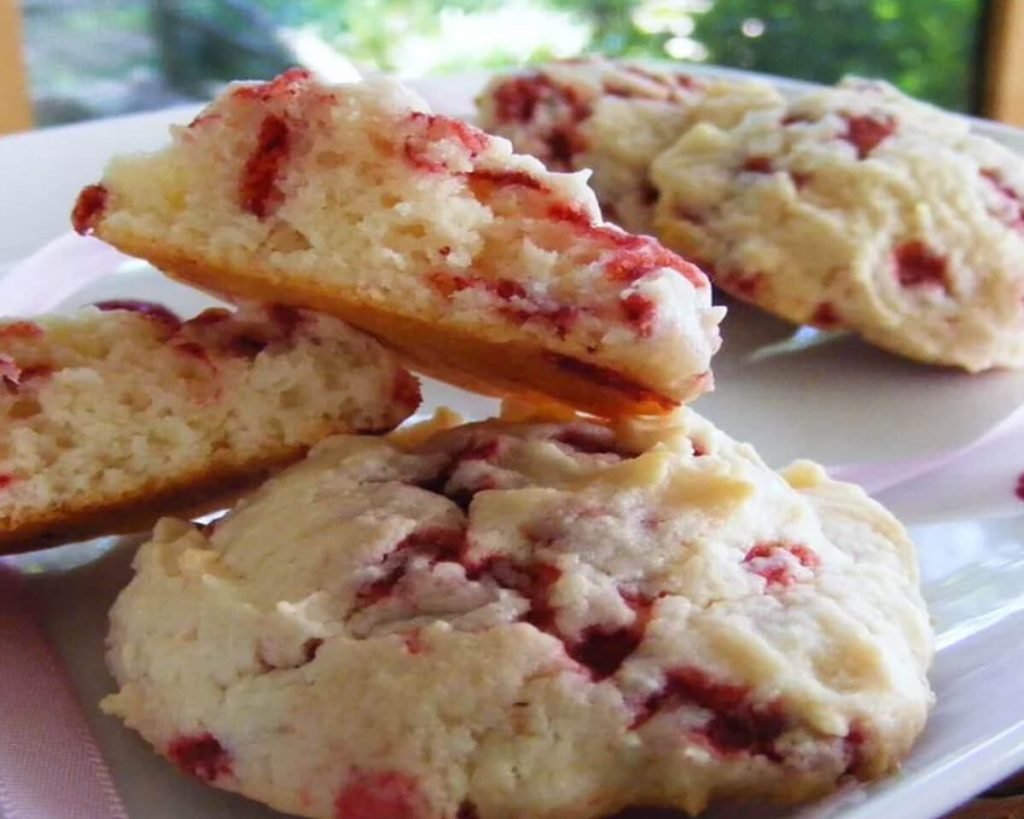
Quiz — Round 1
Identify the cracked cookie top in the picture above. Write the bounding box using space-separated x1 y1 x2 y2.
651 76 1024 371
103 407 933 819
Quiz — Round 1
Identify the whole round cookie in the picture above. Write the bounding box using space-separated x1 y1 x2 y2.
478 57 781 233
104 407 933 819
651 77 1024 371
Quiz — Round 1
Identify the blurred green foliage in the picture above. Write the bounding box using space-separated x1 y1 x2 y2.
24 0 983 126
251 0 982 110
688 0 982 110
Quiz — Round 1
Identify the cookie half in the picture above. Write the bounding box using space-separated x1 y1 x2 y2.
104 408 933 819
0 302 418 552
652 76 1024 371
478 57 782 233
73 69 723 418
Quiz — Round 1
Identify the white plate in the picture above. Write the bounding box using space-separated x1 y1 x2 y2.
4 68 1024 819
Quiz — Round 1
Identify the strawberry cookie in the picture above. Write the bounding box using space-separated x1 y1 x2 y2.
0 302 417 551
73 69 724 418
104 407 933 819
477 57 782 233
651 77 1024 370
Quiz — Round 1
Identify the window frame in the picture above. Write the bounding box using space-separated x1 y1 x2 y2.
983 0 1024 126
0 0 33 134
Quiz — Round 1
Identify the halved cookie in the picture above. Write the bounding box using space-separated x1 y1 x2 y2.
0 302 418 552
73 69 724 418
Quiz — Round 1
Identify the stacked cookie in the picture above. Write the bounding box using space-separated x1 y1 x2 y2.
481 61 1024 371
2 68 933 818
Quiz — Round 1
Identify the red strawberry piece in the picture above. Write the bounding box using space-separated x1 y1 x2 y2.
893 241 948 290
743 542 820 588
633 666 786 759
17 365 53 383
980 169 1024 231
621 292 657 338
186 112 222 130
565 594 653 680
569 627 644 679
94 300 181 328
357 527 468 605
791 170 813 189
392 371 422 411
456 802 480 819
267 304 306 335
240 114 292 218
467 169 546 193
0 354 53 390
231 68 314 102
841 114 896 159
640 182 660 206
404 113 490 172
512 304 579 340
547 126 587 168
491 74 552 123
722 271 763 299
486 278 529 302
302 638 323 663
403 631 425 655
426 270 472 299
809 302 841 329
334 770 427 819
0 321 43 340
742 156 774 174
491 74 589 167
843 724 869 779
598 234 706 290
547 203 593 230
476 547 650 680
167 733 232 781
71 184 109 235
0 355 21 385
782 113 813 126
466 557 562 632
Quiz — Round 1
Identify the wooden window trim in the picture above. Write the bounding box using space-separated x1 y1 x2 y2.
0 0 33 134
984 0 1024 126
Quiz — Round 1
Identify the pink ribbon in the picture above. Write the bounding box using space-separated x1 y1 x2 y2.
0 565 128 819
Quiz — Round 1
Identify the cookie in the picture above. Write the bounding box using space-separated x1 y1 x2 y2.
72 69 724 418
0 302 418 552
651 76 1024 370
477 57 782 233
103 407 933 819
